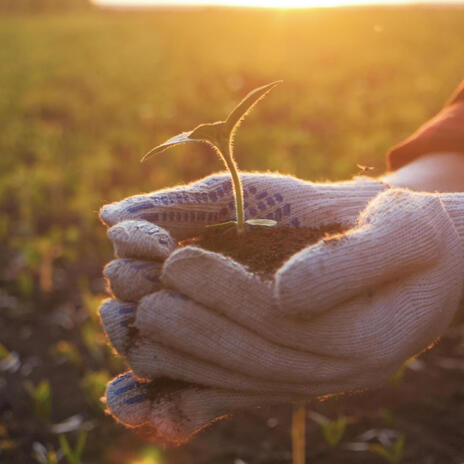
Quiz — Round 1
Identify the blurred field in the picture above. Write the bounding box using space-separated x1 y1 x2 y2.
1 5 464 463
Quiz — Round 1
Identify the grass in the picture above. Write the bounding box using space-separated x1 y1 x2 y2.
2 7 464 299
1 5 464 463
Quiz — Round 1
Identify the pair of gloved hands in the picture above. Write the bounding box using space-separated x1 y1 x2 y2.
98 171 464 443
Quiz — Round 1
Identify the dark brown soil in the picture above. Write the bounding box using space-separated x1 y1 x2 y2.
182 224 343 277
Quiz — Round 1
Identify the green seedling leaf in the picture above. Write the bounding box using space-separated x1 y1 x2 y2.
189 121 224 143
246 219 277 227
369 435 405 464
141 132 204 162
308 411 354 448
225 80 283 134
54 341 82 367
25 380 52 419
59 430 87 464
80 370 110 410
0 343 11 361
390 357 415 387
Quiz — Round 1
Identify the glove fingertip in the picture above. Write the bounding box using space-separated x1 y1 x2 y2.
105 372 150 427
161 245 243 291
99 299 135 356
99 203 121 227
108 220 177 260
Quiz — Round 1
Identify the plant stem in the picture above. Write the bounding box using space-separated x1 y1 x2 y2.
219 141 245 233
292 401 307 464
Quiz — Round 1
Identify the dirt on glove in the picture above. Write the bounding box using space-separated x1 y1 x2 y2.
181 224 343 277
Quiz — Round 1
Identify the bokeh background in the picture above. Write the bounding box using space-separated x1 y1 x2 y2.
1 1 464 463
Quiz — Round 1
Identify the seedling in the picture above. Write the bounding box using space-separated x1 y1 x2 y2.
54 341 82 368
59 431 87 464
142 81 282 234
308 410 355 447
389 357 417 387
25 379 52 419
80 370 111 411
369 434 405 464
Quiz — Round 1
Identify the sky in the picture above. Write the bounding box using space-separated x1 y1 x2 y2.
93 0 464 7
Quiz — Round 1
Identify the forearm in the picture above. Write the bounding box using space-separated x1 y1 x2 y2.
381 152 464 193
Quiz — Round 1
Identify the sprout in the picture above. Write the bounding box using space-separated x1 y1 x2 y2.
142 81 282 233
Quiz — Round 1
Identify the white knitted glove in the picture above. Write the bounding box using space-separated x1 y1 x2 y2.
100 171 386 300
101 188 464 443
100 172 387 238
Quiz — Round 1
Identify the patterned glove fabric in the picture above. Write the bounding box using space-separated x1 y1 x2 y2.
100 172 387 237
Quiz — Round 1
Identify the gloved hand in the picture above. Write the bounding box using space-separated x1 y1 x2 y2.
100 185 464 443
99 171 387 302
99 171 388 441
100 171 388 237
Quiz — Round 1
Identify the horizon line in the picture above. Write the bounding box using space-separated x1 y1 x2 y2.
92 0 464 8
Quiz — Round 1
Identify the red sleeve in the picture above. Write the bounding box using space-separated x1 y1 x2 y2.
387 80 464 171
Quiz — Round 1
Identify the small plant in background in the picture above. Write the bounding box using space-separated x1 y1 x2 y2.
80 370 111 411
25 379 52 419
369 434 405 464
308 410 355 448
389 358 413 387
0 343 10 362
390 356 423 387
54 341 82 368
142 81 282 234
59 431 88 464
347 428 406 463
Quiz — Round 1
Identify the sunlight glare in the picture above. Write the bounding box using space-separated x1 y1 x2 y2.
94 0 426 8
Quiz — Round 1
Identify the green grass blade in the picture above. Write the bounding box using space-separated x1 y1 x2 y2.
59 435 74 464
75 430 87 460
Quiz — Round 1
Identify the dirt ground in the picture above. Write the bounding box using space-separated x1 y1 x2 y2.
2 271 464 464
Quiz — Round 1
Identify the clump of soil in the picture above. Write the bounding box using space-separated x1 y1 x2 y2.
182 224 343 277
